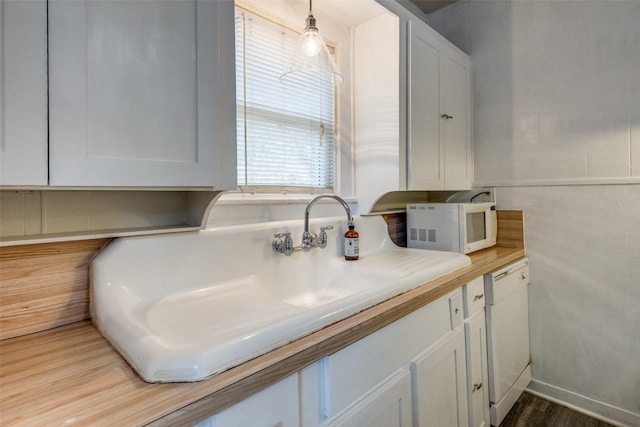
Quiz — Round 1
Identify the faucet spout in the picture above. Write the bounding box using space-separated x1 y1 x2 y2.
303 195 352 249
304 195 352 233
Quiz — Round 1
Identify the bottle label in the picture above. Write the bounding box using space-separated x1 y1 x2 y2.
345 238 359 257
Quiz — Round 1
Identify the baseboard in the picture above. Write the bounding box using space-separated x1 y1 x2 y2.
526 379 640 427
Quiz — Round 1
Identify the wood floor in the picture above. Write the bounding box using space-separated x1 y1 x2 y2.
500 392 614 427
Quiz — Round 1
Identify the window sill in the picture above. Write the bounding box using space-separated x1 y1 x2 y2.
215 191 357 206
206 192 359 228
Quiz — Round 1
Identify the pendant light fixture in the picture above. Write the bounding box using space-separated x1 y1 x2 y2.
280 0 343 86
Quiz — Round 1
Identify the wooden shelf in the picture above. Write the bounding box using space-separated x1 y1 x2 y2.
0 225 200 247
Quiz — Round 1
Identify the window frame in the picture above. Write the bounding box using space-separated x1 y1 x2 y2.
234 4 341 195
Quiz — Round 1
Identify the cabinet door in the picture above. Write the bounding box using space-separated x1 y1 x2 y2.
407 19 472 191
449 290 464 330
465 311 490 427
48 0 236 188
0 0 48 186
440 51 472 190
196 374 299 427
328 368 412 427
411 329 469 427
407 19 443 190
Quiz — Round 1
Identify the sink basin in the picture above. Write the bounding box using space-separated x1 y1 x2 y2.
262 258 406 309
91 215 470 382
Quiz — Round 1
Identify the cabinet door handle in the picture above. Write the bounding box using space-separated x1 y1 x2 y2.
441 114 454 120
473 383 483 392
473 293 484 301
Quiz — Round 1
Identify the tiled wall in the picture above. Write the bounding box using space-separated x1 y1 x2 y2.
504 1 639 182
0 190 192 240
430 0 640 185
429 0 640 424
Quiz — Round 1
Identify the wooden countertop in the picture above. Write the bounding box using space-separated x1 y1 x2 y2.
0 246 525 426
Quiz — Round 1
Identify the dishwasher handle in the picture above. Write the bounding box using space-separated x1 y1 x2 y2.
485 258 530 305
494 268 528 282
492 260 529 282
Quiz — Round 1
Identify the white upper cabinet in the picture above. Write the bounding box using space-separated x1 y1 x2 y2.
48 0 237 188
441 50 473 190
407 22 442 191
407 18 472 191
0 0 48 186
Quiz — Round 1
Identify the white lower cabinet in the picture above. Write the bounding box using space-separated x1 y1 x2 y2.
411 329 468 427
301 290 459 427
198 283 488 427
317 296 452 420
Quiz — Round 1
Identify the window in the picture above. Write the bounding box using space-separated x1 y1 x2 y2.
235 8 337 191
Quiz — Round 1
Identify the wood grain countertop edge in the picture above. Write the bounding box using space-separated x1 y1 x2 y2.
0 246 525 427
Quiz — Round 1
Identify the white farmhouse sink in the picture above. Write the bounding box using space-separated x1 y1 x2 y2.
91 215 470 383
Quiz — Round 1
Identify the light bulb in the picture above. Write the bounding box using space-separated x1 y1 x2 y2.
301 29 322 57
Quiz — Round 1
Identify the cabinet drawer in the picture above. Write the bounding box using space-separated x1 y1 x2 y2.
463 276 485 318
197 374 299 427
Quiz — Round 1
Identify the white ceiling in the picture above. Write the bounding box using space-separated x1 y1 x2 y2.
316 0 393 26
259 0 456 29
409 0 457 14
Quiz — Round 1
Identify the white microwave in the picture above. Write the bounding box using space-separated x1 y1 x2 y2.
406 202 497 254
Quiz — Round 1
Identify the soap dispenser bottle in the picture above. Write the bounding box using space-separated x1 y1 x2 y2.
344 220 359 261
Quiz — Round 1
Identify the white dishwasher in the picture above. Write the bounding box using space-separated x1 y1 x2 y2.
484 258 531 426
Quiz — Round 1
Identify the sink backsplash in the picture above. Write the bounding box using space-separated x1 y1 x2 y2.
205 194 359 228
92 215 394 297
0 238 112 340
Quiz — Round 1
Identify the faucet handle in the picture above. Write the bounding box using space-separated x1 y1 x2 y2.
273 231 294 256
318 225 334 248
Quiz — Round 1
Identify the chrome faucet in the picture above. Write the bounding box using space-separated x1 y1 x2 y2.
302 195 352 249
272 194 353 255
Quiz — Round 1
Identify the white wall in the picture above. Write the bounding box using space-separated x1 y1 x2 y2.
354 12 400 213
430 1 640 425
496 184 640 424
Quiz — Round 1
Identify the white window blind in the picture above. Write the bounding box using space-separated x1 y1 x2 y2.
235 9 336 190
